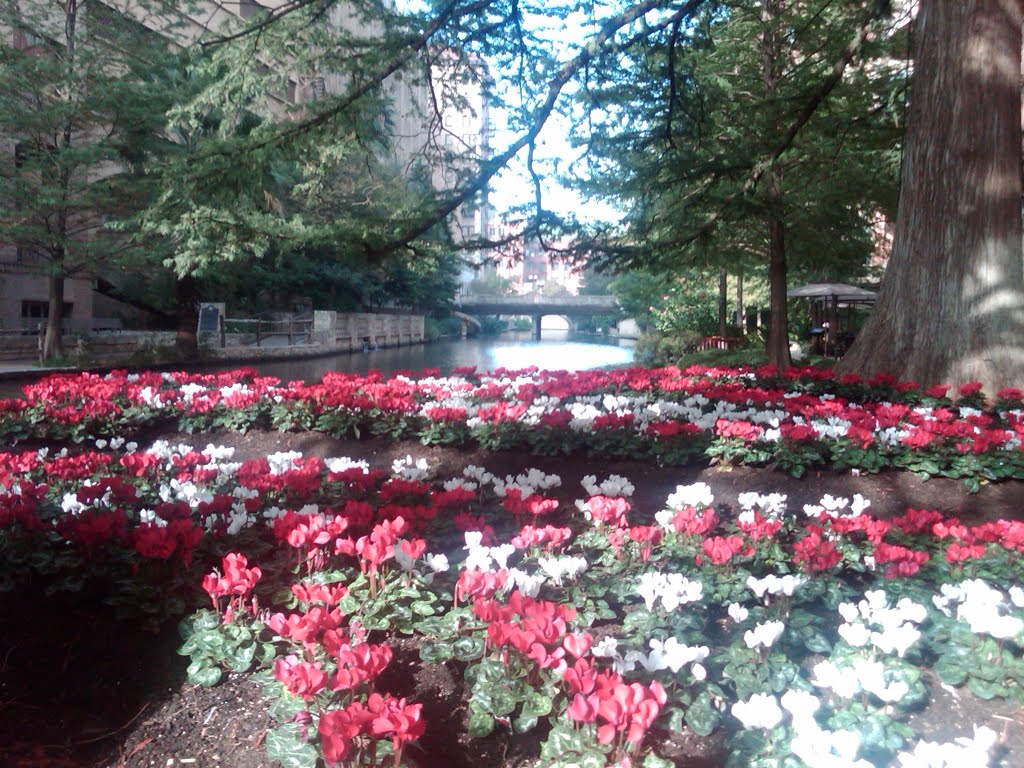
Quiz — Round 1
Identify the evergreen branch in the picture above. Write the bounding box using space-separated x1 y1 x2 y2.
366 0 709 257
609 0 885 262
189 0 494 164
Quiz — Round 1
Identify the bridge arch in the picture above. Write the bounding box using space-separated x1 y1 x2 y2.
451 311 482 338
455 295 618 340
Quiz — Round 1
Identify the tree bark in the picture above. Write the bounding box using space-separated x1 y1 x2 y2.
761 0 791 369
175 274 201 360
39 1 77 364
840 0 1024 392
718 267 728 336
737 270 745 335
765 195 791 368
42 273 65 361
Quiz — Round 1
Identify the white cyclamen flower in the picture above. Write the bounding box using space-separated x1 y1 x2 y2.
508 568 545 598
747 574 806 600
744 620 785 650
780 689 820 724
644 638 709 674
895 725 999 768
424 553 449 573
811 660 860 699
591 637 620 659
728 603 749 623
837 621 871 648
665 482 714 510
731 693 783 730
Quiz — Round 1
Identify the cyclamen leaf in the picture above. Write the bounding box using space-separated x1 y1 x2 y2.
485 686 518 716
642 754 675 768
265 724 318 768
467 707 495 738
186 662 222 687
541 725 607 766
361 613 391 630
268 690 307 723
410 600 437 616
227 641 256 672
685 691 721 737
419 640 454 664
452 635 485 661
968 676 1008 700
520 691 552 718
337 594 361 614
513 715 538 734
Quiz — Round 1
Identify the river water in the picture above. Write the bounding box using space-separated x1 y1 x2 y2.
0 332 635 399
243 330 635 382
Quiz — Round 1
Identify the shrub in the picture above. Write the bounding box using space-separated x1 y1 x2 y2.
479 316 508 336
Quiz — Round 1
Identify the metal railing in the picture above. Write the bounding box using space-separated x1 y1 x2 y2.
221 313 314 348
695 335 746 352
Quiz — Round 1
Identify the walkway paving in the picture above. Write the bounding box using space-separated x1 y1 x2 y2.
0 360 43 375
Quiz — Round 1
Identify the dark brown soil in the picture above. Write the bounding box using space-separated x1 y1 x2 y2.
203 428 1024 522
3 428 1024 768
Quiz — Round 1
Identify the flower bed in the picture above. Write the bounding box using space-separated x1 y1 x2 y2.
2 366 1023 490
2 425 1023 767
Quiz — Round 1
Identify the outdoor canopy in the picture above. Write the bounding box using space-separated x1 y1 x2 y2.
787 282 877 302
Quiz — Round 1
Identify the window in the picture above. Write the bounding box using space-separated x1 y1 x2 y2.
12 28 48 51
239 0 264 20
286 79 297 103
22 300 73 320
15 246 46 266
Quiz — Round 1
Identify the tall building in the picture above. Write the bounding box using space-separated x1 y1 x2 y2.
0 1 492 333
387 47 494 287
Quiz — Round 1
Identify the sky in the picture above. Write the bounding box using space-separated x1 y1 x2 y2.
484 10 625 225
399 0 626 226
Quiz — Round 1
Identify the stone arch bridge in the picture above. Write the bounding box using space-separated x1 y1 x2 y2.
455 295 619 339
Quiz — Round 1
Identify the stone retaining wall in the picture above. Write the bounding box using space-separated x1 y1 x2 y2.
0 313 425 363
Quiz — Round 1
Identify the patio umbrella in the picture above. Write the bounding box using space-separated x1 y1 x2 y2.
787 283 877 356
786 282 877 301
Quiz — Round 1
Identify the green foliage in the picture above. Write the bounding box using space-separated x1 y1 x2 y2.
467 273 514 296
650 275 720 336
0 0 182 356
576 1 903 275
265 723 319 768
431 316 466 338
478 316 508 335
178 609 271 686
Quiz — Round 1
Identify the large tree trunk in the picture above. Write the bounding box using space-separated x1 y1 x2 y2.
41 273 65 361
737 270 745 336
718 267 728 336
761 0 791 369
840 0 1024 392
175 274 200 360
765 198 791 368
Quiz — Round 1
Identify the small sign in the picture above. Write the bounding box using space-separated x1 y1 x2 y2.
198 305 220 333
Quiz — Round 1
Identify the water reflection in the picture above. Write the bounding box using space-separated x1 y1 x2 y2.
245 331 635 383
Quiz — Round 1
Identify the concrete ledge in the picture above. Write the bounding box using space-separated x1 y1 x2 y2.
0 336 432 384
